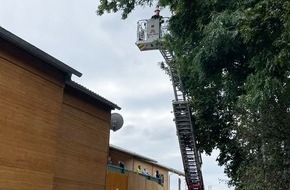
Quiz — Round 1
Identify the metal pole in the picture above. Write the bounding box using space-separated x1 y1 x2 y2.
168 172 172 190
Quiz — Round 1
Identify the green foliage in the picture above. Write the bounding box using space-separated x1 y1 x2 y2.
97 0 155 19
97 0 290 189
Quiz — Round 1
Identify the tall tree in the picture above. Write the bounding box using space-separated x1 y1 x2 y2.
97 0 290 189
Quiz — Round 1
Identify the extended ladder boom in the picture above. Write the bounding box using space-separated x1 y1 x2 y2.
136 18 204 190
160 49 204 190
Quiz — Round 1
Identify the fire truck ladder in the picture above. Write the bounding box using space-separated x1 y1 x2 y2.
135 18 204 190
159 48 204 190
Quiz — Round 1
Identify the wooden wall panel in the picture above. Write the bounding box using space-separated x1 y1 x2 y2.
106 172 128 190
152 181 159 190
135 173 146 190
54 151 106 184
56 139 107 164
58 104 109 151
0 54 64 189
127 172 134 190
145 179 153 190
0 165 52 190
54 91 111 190
53 178 104 190
62 87 110 122
107 171 165 190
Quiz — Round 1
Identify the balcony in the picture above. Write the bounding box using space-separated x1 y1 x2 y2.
106 164 165 190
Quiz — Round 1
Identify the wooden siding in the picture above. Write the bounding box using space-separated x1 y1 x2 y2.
0 42 65 189
106 172 128 190
0 165 53 190
107 171 164 190
53 88 111 190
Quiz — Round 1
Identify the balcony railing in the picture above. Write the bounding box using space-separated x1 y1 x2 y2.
107 164 163 186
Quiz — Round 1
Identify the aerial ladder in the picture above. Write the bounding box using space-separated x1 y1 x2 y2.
135 17 204 190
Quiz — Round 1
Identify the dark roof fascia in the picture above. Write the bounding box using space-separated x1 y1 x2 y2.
66 80 121 110
0 26 82 78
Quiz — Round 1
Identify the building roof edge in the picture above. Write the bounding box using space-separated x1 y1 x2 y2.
0 26 82 78
67 80 121 110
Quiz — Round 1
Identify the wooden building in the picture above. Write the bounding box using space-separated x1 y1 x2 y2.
0 26 120 190
107 144 185 190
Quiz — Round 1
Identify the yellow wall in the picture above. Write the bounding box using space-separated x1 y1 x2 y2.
106 171 164 190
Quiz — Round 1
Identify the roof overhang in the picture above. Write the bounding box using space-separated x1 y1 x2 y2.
66 81 121 110
0 26 82 78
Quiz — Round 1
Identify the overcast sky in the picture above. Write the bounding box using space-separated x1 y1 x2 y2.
0 1 234 190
